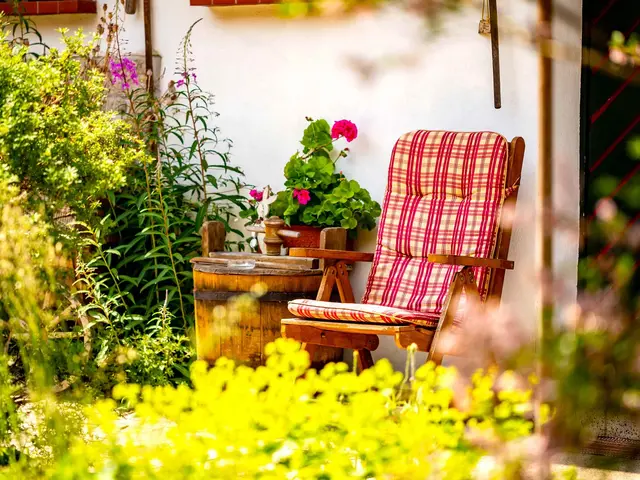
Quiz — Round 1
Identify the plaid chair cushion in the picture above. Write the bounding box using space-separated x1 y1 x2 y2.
362 131 509 317
288 299 439 328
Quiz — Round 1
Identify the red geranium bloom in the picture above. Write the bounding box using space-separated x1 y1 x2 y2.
292 189 311 205
331 120 358 142
249 189 263 201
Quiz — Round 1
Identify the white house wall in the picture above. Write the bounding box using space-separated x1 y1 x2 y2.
34 0 581 371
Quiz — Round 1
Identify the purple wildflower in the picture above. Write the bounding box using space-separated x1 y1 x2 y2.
176 79 185 88
109 56 140 90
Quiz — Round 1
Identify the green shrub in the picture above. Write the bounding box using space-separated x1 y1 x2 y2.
0 29 145 234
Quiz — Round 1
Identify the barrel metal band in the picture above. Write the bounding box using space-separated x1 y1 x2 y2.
194 290 318 302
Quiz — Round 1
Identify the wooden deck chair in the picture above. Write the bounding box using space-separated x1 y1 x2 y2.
281 131 525 370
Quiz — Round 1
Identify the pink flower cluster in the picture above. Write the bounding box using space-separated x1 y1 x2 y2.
331 120 358 142
176 71 198 88
249 189 263 202
109 57 139 90
292 189 311 205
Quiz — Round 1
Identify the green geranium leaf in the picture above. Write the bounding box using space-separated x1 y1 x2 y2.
340 217 358 230
301 119 333 152
284 155 305 179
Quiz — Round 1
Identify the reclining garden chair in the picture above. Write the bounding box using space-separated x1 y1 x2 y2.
282 131 525 369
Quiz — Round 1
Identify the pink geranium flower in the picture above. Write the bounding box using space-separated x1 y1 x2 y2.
292 189 311 205
331 120 358 142
249 189 263 201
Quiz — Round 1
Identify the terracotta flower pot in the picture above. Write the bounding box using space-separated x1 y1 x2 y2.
280 225 355 250
281 225 324 249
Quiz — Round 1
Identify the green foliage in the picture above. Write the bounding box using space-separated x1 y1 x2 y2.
0 7 244 392
0 167 84 472
121 296 193 386
81 15 246 342
48 339 539 479
243 118 381 236
0 29 145 235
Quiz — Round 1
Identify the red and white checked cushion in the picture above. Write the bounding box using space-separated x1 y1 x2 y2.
289 131 508 328
362 131 508 316
288 299 439 328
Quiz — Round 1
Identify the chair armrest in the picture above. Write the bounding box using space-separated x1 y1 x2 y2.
427 254 514 270
289 248 374 262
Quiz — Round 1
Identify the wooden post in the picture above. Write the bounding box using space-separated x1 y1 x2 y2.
488 0 501 108
319 227 347 270
536 0 553 446
201 221 226 257
143 0 153 80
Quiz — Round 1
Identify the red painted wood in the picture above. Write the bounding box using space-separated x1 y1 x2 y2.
190 0 276 5
0 1 96 16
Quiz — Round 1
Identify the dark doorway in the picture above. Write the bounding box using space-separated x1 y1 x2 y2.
580 0 639 454
581 0 639 287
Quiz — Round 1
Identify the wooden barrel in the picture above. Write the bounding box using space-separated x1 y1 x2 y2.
193 262 342 368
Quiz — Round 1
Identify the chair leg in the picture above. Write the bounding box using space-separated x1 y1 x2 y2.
302 343 317 364
427 269 466 365
316 266 337 301
430 352 444 366
357 349 375 371
428 266 484 366
335 262 356 303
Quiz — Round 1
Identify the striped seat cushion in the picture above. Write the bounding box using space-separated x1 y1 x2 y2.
287 299 439 328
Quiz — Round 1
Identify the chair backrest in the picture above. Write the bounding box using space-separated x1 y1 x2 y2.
362 131 524 317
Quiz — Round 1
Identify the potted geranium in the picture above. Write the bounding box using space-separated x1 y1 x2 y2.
241 117 381 249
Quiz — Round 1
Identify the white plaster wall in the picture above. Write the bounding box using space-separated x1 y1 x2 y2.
34 0 581 371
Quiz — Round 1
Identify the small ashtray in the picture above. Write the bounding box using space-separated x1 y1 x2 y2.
226 259 256 270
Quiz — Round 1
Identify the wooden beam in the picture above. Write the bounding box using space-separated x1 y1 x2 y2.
537 0 553 442
282 318 416 336
428 254 514 270
289 248 374 263
203 252 319 270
